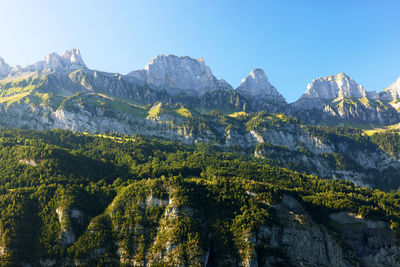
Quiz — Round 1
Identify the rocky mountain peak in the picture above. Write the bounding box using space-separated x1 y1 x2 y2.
304 72 367 100
237 68 281 97
380 75 400 101
61 48 86 69
17 48 86 74
128 54 231 96
0 57 12 78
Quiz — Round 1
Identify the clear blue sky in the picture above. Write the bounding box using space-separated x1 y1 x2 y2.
1 0 400 102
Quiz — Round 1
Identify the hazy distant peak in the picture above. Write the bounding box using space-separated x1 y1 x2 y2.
380 75 400 101
15 48 87 74
60 48 86 69
0 57 12 78
388 75 400 93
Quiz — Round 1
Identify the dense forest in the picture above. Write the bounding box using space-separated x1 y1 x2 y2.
0 128 399 265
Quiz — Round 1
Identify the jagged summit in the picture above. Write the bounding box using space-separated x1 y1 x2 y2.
5 49 86 76
128 54 232 96
304 73 367 100
237 68 283 99
60 48 86 69
2 48 400 129
292 73 370 110
290 72 400 125
143 55 206 72
0 57 12 78
26 48 86 72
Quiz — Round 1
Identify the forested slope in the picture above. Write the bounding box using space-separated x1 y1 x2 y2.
0 129 400 266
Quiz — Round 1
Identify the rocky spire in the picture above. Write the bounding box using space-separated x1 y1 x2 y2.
61 48 86 69
128 55 232 96
236 68 283 98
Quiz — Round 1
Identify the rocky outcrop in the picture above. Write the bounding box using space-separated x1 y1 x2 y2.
55 206 84 247
56 207 76 246
19 159 38 166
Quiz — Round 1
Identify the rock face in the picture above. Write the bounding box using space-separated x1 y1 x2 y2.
0 57 11 78
329 212 400 267
254 195 400 267
113 189 400 266
255 195 356 266
128 55 232 96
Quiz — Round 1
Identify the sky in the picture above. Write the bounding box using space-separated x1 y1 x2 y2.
0 0 400 102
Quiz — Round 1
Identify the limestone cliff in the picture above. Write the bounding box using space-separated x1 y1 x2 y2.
128 55 232 96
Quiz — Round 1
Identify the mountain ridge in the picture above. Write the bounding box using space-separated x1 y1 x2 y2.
1 48 397 104
1 48 400 127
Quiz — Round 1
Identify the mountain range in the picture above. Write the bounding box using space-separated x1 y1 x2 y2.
3 49 400 266
1 49 400 126
1 49 400 188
